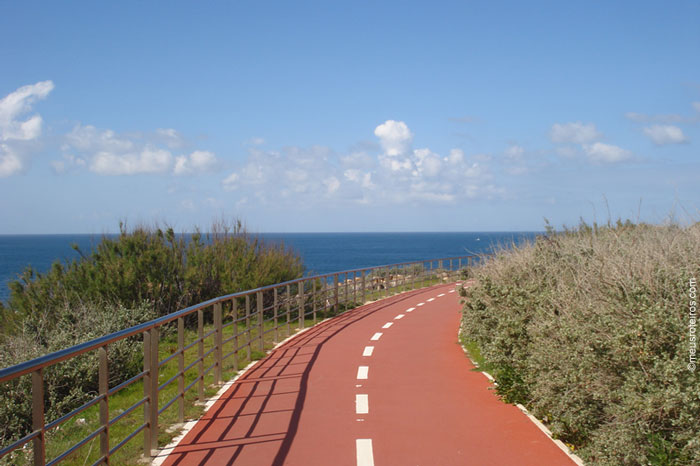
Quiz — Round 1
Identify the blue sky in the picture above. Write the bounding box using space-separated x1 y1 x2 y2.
1 1 698 233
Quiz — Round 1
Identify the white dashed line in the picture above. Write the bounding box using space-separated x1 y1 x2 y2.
406 307 415 312
356 439 375 466
382 322 393 329
438 293 445 297
427 298 435 302
356 394 369 414
357 366 369 380
394 314 405 320
370 332 383 341
449 290 455 293
363 346 374 356
417 302 425 307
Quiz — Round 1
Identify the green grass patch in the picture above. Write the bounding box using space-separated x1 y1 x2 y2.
458 336 491 372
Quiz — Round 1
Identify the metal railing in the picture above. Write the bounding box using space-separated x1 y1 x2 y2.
0 255 478 465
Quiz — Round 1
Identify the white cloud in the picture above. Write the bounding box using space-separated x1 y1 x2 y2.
50 160 65 174
549 121 637 164
505 144 524 160
91 146 173 175
0 81 54 177
449 116 478 123
341 151 374 169
506 166 529 176
555 146 578 158
464 162 484 178
381 155 413 172
0 144 23 177
0 81 53 142
583 142 632 163
285 168 310 191
502 144 533 175
155 128 185 149
413 148 442 177
344 169 374 188
693 102 700 113
446 148 465 165
245 137 266 146
174 150 218 175
221 147 329 197
625 112 683 123
222 172 239 191
549 122 601 144
472 153 492 163
204 197 221 208
643 124 688 145
323 176 340 194
624 112 646 122
62 124 216 176
51 154 86 174
343 168 361 182
408 189 455 202
220 121 504 206
374 120 413 156
180 199 195 211
65 125 134 153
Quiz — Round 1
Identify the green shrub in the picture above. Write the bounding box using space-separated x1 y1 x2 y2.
0 302 156 447
0 219 304 448
461 221 700 465
1 220 303 335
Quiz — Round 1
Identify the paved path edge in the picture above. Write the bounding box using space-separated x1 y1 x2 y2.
456 284 587 466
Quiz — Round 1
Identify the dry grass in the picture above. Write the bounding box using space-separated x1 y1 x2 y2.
460 221 700 465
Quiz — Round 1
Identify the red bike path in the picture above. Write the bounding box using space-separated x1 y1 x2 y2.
158 283 578 465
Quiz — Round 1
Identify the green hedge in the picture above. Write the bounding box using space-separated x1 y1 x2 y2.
460 221 700 465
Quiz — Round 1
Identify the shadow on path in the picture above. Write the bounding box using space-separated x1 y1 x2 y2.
163 288 431 466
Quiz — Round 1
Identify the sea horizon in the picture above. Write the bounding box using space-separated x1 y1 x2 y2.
0 230 543 236
0 231 541 304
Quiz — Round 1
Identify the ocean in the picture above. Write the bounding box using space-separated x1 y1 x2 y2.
0 232 540 304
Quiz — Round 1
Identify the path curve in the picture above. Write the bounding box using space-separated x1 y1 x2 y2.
158 283 578 465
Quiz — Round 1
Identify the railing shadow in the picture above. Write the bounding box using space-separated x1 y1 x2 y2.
162 288 431 466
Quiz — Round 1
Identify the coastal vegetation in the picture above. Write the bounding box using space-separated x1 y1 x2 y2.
460 220 700 465
0 220 303 333
0 220 304 457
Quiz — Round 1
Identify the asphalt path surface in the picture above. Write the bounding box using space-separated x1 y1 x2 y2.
160 283 577 465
